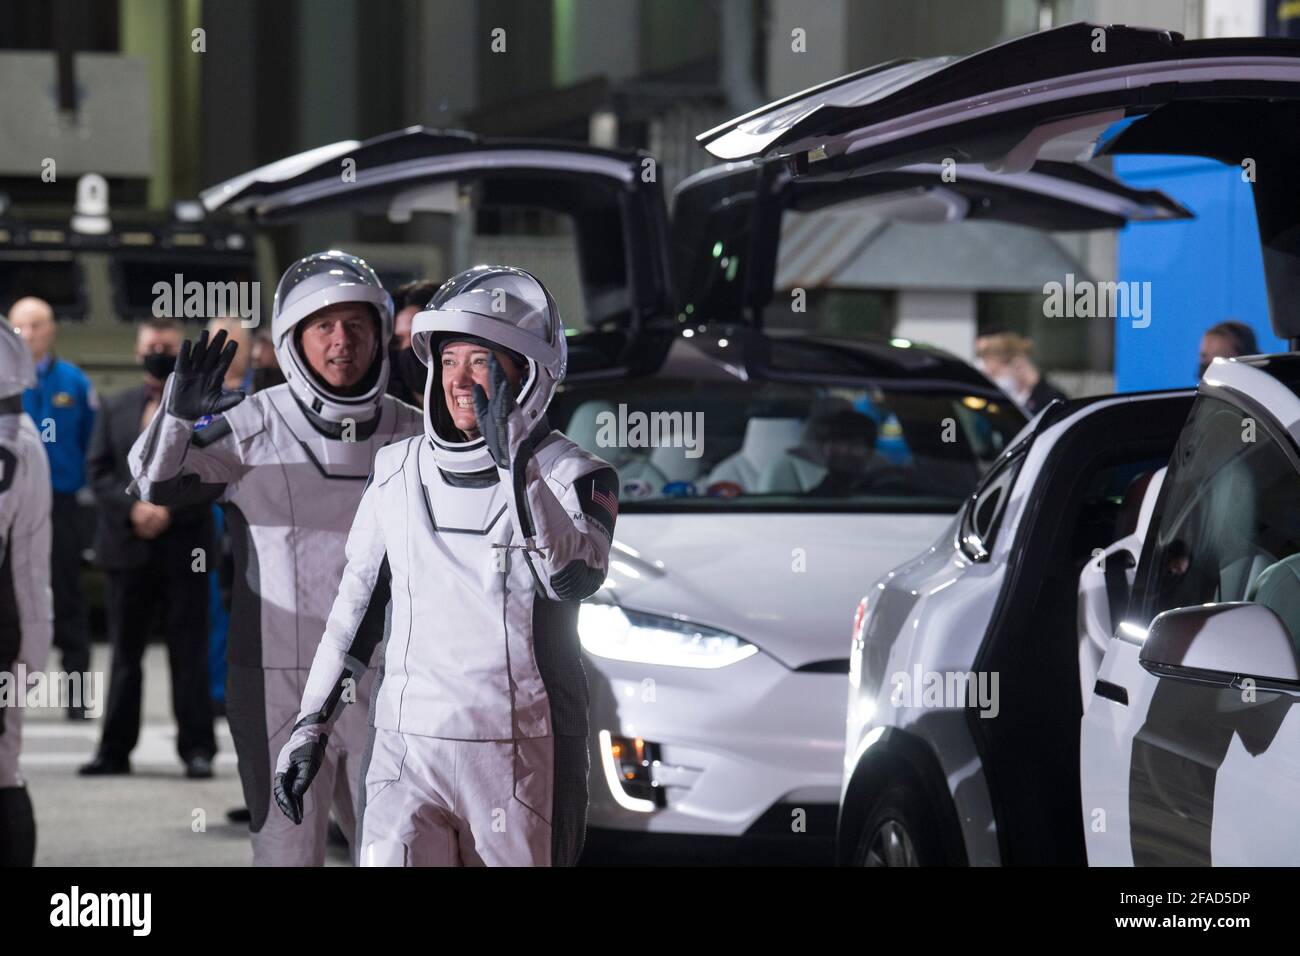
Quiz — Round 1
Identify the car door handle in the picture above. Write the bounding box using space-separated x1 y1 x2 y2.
1093 679 1128 706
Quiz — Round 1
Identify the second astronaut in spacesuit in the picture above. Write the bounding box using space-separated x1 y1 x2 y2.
274 265 618 866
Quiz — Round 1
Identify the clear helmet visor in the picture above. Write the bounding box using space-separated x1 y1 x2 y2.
273 250 386 314
412 265 560 366
270 249 395 423
411 265 567 470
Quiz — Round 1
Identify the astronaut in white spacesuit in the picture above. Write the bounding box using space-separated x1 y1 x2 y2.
274 265 618 866
0 317 53 867
128 251 422 865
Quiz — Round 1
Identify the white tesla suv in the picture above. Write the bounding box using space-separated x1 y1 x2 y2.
699 20 1300 865
566 57 1188 859
554 331 1025 858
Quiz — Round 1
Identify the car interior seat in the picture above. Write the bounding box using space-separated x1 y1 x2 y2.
564 399 645 470
757 451 829 493
1206 459 1274 601
757 398 863 494
704 417 802 492
1115 470 1157 540
615 415 706 495
1247 554 1300 653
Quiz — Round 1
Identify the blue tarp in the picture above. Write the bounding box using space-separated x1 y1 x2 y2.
1113 154 1282 392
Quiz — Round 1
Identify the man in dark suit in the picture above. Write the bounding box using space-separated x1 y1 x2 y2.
80 318 216 778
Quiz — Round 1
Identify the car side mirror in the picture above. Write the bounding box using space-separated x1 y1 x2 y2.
1139 602 1300 684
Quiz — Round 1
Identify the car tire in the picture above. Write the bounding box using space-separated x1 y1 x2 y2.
852 783 946 867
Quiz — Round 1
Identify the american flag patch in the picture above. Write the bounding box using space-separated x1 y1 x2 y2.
591 481 619 521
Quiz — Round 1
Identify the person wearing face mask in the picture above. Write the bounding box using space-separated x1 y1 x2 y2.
385 279 437 407
273 265 618 867
125 251 422 865
1197 320 1259 380
80 318 217 779
974 331 1066 416
0 317 53 866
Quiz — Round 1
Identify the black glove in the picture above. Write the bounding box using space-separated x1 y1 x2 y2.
472 354 523 470
474 355 540 541
273 734 328 825
168 329 245 421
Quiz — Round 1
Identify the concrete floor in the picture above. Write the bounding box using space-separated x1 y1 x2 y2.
23 643 350 866
22 645 820 866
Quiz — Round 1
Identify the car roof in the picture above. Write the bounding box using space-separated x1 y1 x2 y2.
566 325 1014 396
200 127 653 216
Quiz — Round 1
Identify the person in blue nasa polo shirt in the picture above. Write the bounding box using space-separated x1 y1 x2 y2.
11 297 96 709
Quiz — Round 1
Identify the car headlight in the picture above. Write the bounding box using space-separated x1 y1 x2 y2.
578 603 758 669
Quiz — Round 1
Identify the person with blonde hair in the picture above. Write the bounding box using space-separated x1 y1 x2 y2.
974 331 1066 415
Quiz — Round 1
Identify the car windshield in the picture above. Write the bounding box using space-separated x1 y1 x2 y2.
551 374 1023 512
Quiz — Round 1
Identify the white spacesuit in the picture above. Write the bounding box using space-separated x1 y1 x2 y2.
0 318 53 867
128 251 421 865
274 265 618 866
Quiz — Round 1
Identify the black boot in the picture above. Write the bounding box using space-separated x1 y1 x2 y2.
0 786 36 866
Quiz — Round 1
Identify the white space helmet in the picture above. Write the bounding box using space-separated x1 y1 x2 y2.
271 250 393 424
412 265 567 473
0 317 35 401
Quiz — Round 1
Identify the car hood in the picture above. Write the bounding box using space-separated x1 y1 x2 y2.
602 511 953 670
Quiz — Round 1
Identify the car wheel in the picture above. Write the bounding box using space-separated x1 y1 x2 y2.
853 784 944 867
